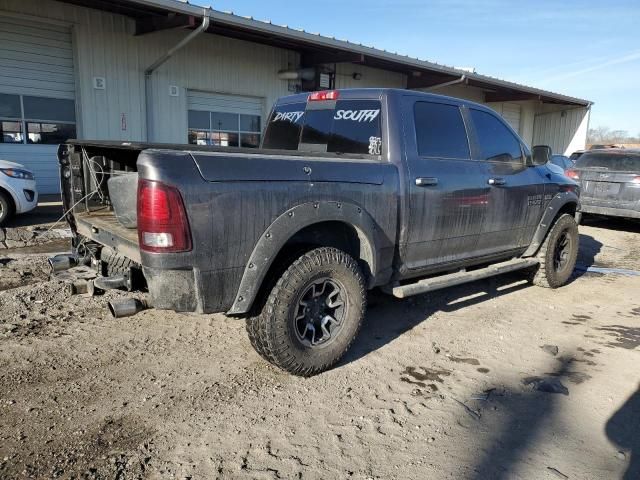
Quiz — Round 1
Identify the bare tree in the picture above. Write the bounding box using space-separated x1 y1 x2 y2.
588 126 640 145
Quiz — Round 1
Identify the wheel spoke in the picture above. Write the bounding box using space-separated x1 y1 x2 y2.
294 277 346 347
326 288 344 308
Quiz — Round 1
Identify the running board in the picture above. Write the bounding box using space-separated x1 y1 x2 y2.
388 258 539 299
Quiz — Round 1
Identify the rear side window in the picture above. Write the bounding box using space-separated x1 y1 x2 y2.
414 102 469 159
469 109 523 163
575 152 640 172
262 99 382 156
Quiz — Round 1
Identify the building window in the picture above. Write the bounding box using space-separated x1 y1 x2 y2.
0 93 76 145
188 110 261 148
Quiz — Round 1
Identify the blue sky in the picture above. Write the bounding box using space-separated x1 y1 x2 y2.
201 0 639 134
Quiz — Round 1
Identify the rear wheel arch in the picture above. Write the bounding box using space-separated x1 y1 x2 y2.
228 201 381 315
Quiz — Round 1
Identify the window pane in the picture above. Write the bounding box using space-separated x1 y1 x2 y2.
240 133 260 148
26 122 76 144
328 100 382 155
188 110 210 129
211 131 239 147
414 102 469 159
240 114 261 132
188 129 211 145
23 96 75 122
470 109 522 162
262 102 305 150
0 94 21 119
211 112 238 131
1 121 23 143
300 108 334 145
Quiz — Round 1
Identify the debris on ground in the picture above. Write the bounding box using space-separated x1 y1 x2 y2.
547 466 569 479
541 344 560 356
522 376 570 395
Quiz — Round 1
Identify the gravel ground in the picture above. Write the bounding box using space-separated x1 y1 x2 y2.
0 217 638 479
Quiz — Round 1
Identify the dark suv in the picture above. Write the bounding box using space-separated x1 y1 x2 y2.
567 149 640 219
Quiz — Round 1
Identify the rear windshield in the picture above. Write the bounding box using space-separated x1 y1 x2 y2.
262 99 382 156
575 152 640 172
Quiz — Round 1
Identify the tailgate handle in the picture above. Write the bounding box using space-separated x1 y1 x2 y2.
415 177 438 187
488 177 506 186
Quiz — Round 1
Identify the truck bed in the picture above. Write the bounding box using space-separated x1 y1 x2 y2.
75 211 141 263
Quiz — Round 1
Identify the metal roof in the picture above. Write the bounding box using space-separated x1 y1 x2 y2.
60 0 592 107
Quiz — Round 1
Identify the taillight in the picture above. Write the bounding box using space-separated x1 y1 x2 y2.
633 176 640 184
565 169 579 180
137 179 192 253
308 90 339 101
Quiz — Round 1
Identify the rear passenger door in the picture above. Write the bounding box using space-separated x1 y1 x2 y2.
467 108 546 255
402 99 489 270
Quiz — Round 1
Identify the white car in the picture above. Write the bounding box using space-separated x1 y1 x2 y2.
0 159 38 226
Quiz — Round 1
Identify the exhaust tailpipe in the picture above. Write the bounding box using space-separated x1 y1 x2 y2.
108 298 149 318
48 254 78 273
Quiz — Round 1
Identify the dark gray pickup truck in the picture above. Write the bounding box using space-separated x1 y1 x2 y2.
57 88 581 376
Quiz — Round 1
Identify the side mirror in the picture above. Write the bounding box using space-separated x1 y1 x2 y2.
531 145 552 166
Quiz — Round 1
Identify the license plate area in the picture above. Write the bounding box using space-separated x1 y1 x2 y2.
585 181 621 198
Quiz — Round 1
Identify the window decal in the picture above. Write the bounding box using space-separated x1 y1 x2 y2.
334 109 380 123
272 111 304 123
368 136 382 155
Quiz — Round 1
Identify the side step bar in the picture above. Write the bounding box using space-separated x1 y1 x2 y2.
388 258 539 299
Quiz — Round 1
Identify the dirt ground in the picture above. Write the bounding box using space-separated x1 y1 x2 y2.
0 216 638 480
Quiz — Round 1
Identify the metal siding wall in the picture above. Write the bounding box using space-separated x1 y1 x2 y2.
0 16 75 98
533 108 589 155
187 91 263 115
0 0 296 145
0 144 59 193
0 12 76 193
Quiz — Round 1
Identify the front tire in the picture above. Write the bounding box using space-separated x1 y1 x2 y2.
530 213 579 288
246 247 366 376
0 191 14 226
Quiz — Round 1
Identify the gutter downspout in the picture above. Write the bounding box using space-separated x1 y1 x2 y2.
144 9 211 142
426 74 467 91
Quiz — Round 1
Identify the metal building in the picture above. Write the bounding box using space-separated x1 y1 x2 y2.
0 0 592 193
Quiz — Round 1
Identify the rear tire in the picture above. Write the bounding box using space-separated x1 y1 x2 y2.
246 247 366 376
0 190 14 227
529 213 579 288
100 246 135 276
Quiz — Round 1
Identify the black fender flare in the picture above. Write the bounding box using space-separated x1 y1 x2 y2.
228 201 382 315
523 191 580 257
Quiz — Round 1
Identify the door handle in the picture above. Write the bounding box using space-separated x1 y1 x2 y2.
488 177 506 186
415 177 438 186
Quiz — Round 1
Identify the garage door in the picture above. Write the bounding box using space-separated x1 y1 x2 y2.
187 91 264 148
0 15 76 194
501 103 521 134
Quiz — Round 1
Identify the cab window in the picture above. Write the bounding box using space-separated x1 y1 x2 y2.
469 109 523 163
414 102 470 159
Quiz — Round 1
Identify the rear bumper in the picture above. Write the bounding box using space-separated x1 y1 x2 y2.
142 266 242 315
580 204 640 219
143 266 200 312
